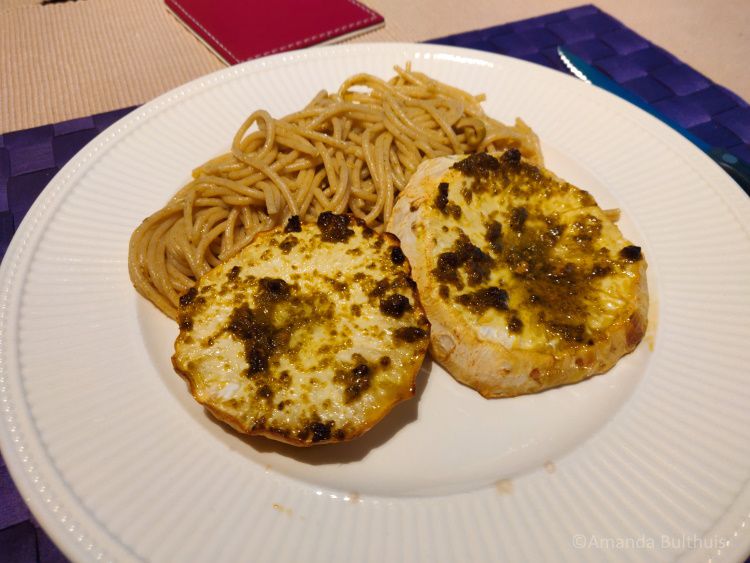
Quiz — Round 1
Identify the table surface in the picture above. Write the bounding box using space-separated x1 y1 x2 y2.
0 0 748 134
1 2 749 561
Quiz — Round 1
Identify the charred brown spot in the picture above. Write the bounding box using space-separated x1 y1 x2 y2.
570 215 602 247
509 207 528 232
508 316 523 333
434 252 463 288
548 322 585 343
456 287 509 314
390 246 406 265
435 182 449 212
279 236 298 253
548 263 578 286
542 223 565 245
299 421 333 443
457 235 493 286
379 356 391 367
251 416 267 432
500 148 522 166
451 152 500 177
438 284 450 299
284 215 302 233
257 384 274 401
437 251 461 271
591 264 611 277
343 364 371 403
179 287 198 307
619 245 642 262
433 184 461 218
259 278 289 300
380 294 411 318
179 315 193 331
394 326 427 342
447 203 462 219
485 220 503 253
328 279 348 293
317 211 353 243
247 349 269 374
227 266 241 281
227 303 281 375
369 278 390 298
433 233 493 288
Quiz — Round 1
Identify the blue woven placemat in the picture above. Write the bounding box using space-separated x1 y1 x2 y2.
430 4 750 164
1 5 749 562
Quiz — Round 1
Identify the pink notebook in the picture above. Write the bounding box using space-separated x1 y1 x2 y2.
165 0 385 64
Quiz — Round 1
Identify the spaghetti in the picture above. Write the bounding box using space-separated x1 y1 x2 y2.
129 64 543 319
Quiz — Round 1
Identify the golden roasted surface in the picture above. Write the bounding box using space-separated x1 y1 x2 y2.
173 213 430 445
387 150 648 397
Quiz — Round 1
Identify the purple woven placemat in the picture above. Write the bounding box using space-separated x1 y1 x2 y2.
1 5 749 562
0 106 138 265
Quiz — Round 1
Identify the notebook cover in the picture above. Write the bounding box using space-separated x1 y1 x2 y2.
164 0 384 64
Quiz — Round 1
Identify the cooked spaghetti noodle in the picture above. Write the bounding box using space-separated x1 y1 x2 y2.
129 64 543 319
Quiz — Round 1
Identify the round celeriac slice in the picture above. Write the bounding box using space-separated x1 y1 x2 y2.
387 150 648 398
173 213 430 446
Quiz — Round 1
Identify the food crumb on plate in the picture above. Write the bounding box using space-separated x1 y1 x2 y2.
495 479 513 494
272 503 293 516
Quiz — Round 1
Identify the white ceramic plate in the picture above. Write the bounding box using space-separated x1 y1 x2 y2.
1 43 749 563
